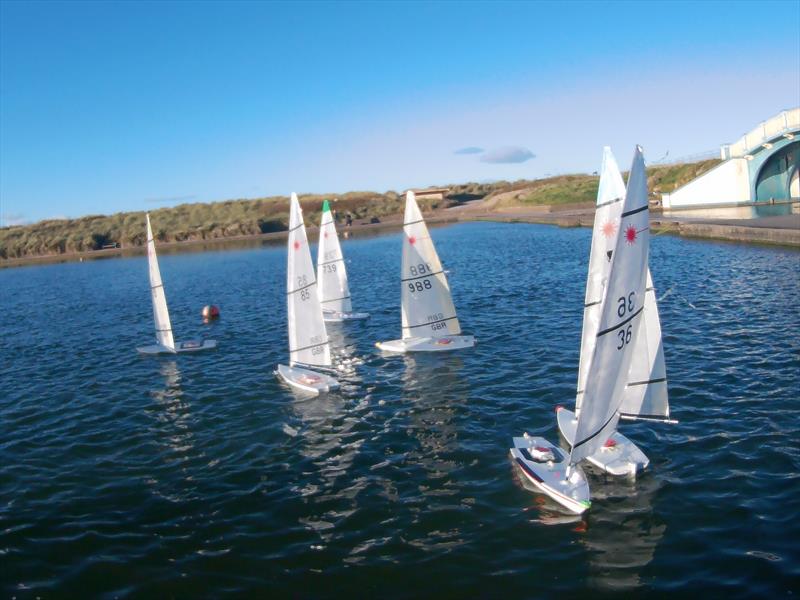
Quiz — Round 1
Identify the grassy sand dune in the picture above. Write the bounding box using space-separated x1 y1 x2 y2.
0 159 721 261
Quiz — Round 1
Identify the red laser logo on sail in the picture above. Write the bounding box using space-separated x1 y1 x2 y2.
293 240 301 250
625 225 637 245
601 220 617 238
408 235 416 245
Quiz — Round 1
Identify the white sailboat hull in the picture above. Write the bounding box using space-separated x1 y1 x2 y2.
375 335 476 353
276 364 339 395
557 407 649 477
322 309 371 323
510 435 591 514
137 339 217 355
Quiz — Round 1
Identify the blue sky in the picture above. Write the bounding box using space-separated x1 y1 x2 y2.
1 0 798 225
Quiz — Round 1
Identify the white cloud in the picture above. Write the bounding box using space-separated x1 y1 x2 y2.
454 146 484 155
480 146 536 164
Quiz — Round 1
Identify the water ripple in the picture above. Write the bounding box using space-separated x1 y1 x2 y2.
1 223 798 596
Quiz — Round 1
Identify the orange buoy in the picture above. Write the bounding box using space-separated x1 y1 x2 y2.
202 305 220 322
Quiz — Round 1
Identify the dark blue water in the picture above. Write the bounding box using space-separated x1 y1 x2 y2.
2 222 798 597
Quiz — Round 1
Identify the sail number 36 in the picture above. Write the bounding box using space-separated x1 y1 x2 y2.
616 292 636 350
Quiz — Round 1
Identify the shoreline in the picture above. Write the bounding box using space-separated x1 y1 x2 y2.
2 208 798 269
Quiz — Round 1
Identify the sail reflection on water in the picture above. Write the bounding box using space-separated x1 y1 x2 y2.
528 473 665 589
582 475 666 591
401 354 472 552
145 360 200 502
291 382 365 546
402 354 466 477
327 327 365 385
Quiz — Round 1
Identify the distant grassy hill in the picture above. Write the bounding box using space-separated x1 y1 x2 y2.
0 191 448 260
490 158 721 208
0 158 720 260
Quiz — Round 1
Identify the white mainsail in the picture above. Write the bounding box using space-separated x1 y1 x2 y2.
569 146 650 465
316 199 353 313
619 270 670 420
287 193 332 368
146 213 175 352
576 147 626 415
400 191 461 339
575 147 669 422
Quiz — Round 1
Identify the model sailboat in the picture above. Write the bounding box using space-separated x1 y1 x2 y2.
510 146 651 513
276 193 340 395
376 191 475 353
557 147 674 477
136 213 217 355
316 199 369 322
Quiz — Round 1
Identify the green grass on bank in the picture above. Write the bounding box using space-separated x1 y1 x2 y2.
0 159 720 260
495 158 722 207
0 193 450 259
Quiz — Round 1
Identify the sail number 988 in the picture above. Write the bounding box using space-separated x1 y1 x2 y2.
408 279 433 293
409 263 433 276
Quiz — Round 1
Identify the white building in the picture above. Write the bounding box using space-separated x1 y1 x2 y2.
662 108 799 218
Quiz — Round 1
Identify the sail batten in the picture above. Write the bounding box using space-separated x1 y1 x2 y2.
596 306 644 337
401 270 445 283
290 340 331 354
620 413 677 423
403 315 459 330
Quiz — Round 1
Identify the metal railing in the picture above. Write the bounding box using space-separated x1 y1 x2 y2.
650 149 719 166
721 108 800 159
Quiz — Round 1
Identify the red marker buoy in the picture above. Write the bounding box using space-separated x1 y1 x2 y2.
202 305 220 323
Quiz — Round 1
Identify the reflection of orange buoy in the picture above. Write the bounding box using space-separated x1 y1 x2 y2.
202 305 220 322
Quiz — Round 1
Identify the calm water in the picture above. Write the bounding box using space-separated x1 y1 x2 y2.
1 222 799 597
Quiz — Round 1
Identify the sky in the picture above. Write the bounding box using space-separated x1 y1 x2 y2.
1 0 799 225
